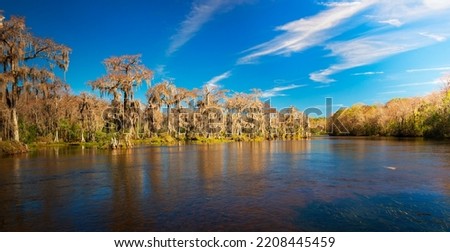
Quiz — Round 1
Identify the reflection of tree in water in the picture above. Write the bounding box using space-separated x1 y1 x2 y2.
146 148 163 198
0 150 107 230
196 144 224 194
1 140 448 231
110 149 147 231
0 157 22 230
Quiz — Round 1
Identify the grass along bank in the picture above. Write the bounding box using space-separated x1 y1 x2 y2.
0 141 28 155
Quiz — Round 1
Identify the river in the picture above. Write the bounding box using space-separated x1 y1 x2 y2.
0 137 449 231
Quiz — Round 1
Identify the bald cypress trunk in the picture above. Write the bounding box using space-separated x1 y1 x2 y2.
10 108 19 142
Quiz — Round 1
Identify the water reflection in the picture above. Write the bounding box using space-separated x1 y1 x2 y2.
0 138 449 231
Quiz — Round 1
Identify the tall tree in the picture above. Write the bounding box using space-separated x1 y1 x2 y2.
197 84 227 109
159 81 176 133
78 93 97 142
145 83 165 136
195 84 227 137
147 81 195 135
173 87 196 109
225 93 249 136
0 15 70 141
89 54 153 135
172 86 196 136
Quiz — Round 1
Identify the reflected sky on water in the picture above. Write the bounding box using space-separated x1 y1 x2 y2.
0 138 449 231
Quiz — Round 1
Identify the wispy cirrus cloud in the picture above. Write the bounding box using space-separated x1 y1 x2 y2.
310 30 428 83
352 71 384 76
318 1 362 8
309 0 450 83
235 0 450 84
406 66 450 73
237 0 376 64
418 32 447 42
422 0 450 10
167 0 249 55
260 84 306 98
204 70 232 89
378 19 403 27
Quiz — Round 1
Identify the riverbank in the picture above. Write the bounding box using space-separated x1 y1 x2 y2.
20 135 270 152
4 134 448 156
6 134 448 155
0 141 29 155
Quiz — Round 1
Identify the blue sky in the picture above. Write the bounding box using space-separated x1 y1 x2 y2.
2 0 450 110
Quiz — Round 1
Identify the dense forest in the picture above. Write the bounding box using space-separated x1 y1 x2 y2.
328 86 450 138
1 13 449 153
307 83 450 138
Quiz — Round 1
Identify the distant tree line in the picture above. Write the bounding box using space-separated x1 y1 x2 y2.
1 13 449 147
328 83 450 138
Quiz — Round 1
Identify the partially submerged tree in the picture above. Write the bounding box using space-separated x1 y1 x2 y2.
0 15 70 142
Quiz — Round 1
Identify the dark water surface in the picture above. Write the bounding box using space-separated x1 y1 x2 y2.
0 137 449 231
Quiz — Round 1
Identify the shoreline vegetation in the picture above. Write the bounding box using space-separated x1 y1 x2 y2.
0 135 275 155
1 133 447 156
1 12 449 155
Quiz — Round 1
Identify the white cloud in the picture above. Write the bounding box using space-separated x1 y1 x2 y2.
378 19 403 27
270 84 306 92
310 68 338 83
419 32 447 42
310 31 423 83
307 0 450 83
370 0 438 23
205 70 232 89
423 0 450 11
237 0 376 64
352 71 384 76
260 84 306 98
309 23 449 83
167 0 249 55
406 66 450 73
233 0 450 83
319 1 362 8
